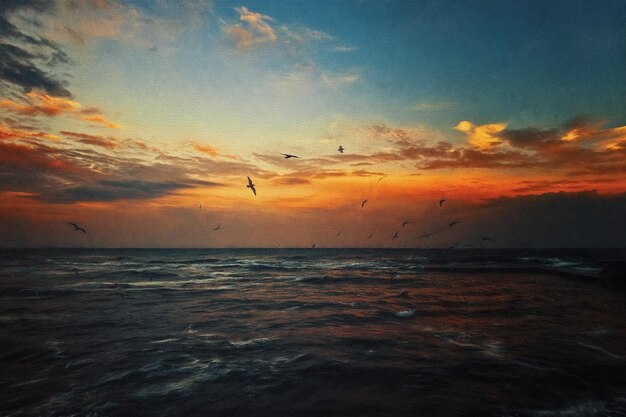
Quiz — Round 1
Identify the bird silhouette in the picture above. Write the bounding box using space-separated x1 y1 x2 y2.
401 220 411 228
68 222 87 234
336 230 343 237
367 232 374 240
312 243 316 248
246 176 257 196
338 145 344 153
281 153 299 159
449 221 460 229
376 176 386 184
439 199 446 207
361 199 368 208
213 224 221 231
392 230 399 239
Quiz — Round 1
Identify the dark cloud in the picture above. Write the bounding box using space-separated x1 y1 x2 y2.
511 179 618 194
0 1 71 97
472 191 626 247
52 179 221 203
0 134 273 204
272 176 312 186
61 130 119 149
499 127 561 150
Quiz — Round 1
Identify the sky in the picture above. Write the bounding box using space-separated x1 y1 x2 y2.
1 0 625 248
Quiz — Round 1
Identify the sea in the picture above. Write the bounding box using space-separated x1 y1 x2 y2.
1 248 625 417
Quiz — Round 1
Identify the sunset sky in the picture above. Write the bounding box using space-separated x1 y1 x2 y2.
1 0 625 248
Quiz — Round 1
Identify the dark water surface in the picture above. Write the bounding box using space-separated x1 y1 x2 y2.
1 249 626 416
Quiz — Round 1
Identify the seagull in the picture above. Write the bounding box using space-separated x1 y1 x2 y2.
439 199 446 207
376 176 386 184
213 224 221 231
246 176 256 196
401 220 411 228
312 243 316 248
68 222 87 234
336 230 343 237
449 221 460 229
392 230 399 239
338 145 344 153
367 232 374 240
281 153 299 159
361 199 368 208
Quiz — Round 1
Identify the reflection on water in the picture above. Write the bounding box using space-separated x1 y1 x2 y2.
1 248 625 416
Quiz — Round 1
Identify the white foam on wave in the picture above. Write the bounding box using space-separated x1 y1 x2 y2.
394 309 415 317
578 342 623 360
150 338 179 344
229 337 273 346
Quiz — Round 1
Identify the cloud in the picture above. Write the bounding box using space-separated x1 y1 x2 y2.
331 45 357 52
510 179 617 194
321 72 359 88
60 130 119 149
0 2 71 97
223 6 333 51
272 176 312 186
0 90 80 115
224 6 277 49
193 142 220 157
80 113 122 129
0 91 122 129
41 0 212 49
0 120 62 141
455 120 507 149
0 141 80 175
470 191 626 247
55 178 221 203
412 101 452 111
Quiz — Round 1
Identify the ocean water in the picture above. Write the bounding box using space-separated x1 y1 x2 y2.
1 248 625 417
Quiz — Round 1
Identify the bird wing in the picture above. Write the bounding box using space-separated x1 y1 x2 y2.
247 176 253 185
69 222 78 229
251 185 256 195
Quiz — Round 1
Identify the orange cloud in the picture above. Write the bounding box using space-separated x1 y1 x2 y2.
60 131 119 149
0 121 62 141
193 143 220 157
80 114 122 129
455 120 507 149
0 142 79 174
0 91 80 116
224 6 277 48
0 91 122 129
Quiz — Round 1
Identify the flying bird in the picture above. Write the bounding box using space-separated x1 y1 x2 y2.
68 222 87 234
336 230 343 237
401 220 411 228
361 199 368 208
312 243 316 249
281 153 299 159
213 224 221 231
392 230 399 239
449 221 460 229
338 145 344 153
439 199 446 207
246 176 256 196
367 232 374 240
376 176 386 184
